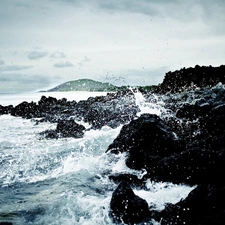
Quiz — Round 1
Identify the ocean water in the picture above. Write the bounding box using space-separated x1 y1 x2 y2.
0 91 194 225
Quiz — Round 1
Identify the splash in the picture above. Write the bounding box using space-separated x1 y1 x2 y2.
129 87 170 117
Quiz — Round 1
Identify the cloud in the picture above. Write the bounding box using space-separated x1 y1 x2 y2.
0 72 52 93
50 51 66 59
53 61 74 68
27 51 48 60
0 65 33 72
77 56 91 67
114 67 169 86
0 59 5 65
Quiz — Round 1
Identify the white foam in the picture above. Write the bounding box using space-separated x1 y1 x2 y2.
134 180 196 211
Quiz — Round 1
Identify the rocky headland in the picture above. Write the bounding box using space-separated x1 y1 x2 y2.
1 65 225 225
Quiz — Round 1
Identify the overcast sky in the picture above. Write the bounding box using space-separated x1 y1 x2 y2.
0 0 225 93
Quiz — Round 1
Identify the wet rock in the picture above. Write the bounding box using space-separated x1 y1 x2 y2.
11 101 38 118
160 65 225 93
0 105 13 115
107 114 185 171
40 119 85 139
176 102 212 120
82 92 138 129
0 223 13 225
56 119 85 138
110 182 150 224
157 148 222 185
158 185 225 225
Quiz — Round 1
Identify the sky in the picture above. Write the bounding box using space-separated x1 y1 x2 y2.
0 0 225 93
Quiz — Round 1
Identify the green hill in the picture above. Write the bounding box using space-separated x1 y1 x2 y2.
47 79 119 92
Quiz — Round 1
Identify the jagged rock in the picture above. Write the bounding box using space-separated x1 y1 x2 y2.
157 148 222 185
10 101 38 118
0 223 13 225
107 114 185 171
160 65 225 93
40 119 85 139
82 92 138 129
0 105 13 115
157 184 225 225
109 182 150 224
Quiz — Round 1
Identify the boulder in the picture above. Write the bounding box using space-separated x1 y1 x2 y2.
158 184 225 225
40 119 85 139
110 182 150 224
0 223 13 225
10 101 38 118
0 105 13 115
160 65 225 93
107 114 185 171
157 148 222 185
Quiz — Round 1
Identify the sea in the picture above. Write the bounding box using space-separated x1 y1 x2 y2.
0 91 195 225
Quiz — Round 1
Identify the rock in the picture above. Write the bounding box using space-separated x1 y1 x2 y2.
157 148 222 185
11 101 38 118
176 102 212 120
0 105 13 115
0 223 13 225
56 119 85 138
160 65 225 93
40 119 85 139
107 114 185 171
158 184 225 225
109 182 150 224
82 92 138 129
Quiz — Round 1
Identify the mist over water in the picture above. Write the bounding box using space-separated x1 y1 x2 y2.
0 92 194 225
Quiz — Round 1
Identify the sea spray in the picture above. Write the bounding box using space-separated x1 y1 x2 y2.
129 87 171 117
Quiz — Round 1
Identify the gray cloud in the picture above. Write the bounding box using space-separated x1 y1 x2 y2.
0 59 5 65
53 0 225 20
78 56 91 67
0 72 51 93
53 61 74 68
0 65 33 72
27 51 49 60
50 51 66 59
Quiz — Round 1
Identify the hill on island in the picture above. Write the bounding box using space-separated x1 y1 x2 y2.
47 79 120 92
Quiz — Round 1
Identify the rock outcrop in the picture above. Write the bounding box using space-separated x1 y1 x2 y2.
108 80 225 224
40 119 85 139
160 65 225 93
110 182 150 224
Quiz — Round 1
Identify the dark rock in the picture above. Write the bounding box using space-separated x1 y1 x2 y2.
0 105 13 115
158 185 225 225
175 101 212 120
38 96 58 107
107 114 185 171
0 223 13 225
40 119 85 139
40 129 58 139
160 65 225 93
110 182 150 224
157 148 221 185
56 119 85 138
82 92 138 129
11 101 38 118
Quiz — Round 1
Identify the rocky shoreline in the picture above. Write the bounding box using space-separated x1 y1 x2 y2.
1 65 225 225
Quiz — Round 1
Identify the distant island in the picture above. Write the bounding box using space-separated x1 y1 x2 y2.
41 78 157 92
42 79 119 92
